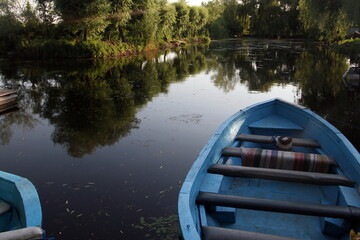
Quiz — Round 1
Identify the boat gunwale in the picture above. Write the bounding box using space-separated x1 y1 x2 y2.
0 171 42 229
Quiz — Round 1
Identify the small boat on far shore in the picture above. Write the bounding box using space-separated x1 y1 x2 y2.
178 98 360 240
0 170 51 240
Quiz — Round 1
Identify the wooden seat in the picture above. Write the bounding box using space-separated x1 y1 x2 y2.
196 192 360 220
208 164 355 187
222 147 337 173
236 134 321 148
202 226 298 240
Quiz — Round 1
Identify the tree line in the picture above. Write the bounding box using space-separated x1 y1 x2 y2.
205 0 360 42
0 0 359 58
0 0 209 58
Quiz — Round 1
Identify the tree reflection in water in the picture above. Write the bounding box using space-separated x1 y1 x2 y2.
295 46 360 149
0 46 209 157
0 41 359 153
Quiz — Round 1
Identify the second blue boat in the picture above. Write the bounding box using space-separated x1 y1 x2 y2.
0 170 50 239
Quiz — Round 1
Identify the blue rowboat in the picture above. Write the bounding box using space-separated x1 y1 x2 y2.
178 98 360 240
0 170 50 239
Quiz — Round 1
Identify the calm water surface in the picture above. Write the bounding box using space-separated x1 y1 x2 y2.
0 39 359 239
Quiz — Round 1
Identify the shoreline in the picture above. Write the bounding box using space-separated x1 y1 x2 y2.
4 37 210 61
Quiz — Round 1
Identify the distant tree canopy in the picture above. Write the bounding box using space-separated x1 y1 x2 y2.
204 0 358 42
0 0 358 58
0 0 209 57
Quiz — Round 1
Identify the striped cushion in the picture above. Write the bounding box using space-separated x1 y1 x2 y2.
239 147 333 173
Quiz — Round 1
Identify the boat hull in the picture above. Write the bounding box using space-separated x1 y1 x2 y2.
178 98 360 240
0 171 42 232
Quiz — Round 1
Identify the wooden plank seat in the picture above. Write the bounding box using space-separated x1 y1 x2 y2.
222 147 337 173
236 134 321 148
202 226 298 240
196 192 360 220
208 164 355 187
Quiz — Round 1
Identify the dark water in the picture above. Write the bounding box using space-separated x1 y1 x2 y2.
0 39 359 239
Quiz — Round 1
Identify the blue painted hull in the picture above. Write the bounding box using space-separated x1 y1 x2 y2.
0 170 43 232
178 99 360 240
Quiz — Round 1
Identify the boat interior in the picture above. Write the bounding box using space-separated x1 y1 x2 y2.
196 107 360 240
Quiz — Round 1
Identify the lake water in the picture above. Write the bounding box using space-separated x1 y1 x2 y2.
0 39 359 239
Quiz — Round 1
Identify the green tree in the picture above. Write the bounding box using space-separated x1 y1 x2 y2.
36 0 59 38
37 0 58 25
158 4 177 41
204 0 227 39
106 0 132 41
188 7 200 37
197 7 208 35
342 0 360 27
21 2 41 42
203 0 225 24
222 0 239 36
173 2 190 39
207 17 229 39
186 6 208 37
236 5 251 36
127 0 160 46
299 0 349 42
254 0 282 37
0 0 22 51
55 0 111 40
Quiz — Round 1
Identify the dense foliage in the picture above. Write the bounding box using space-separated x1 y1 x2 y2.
204 0 359 42
0 0 359 58
0 0 209 58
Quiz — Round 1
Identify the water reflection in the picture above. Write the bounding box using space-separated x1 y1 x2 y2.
0 48 209 158
0 41 359 154
0 109 35 145
295 46 360 149
208 39 299 92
